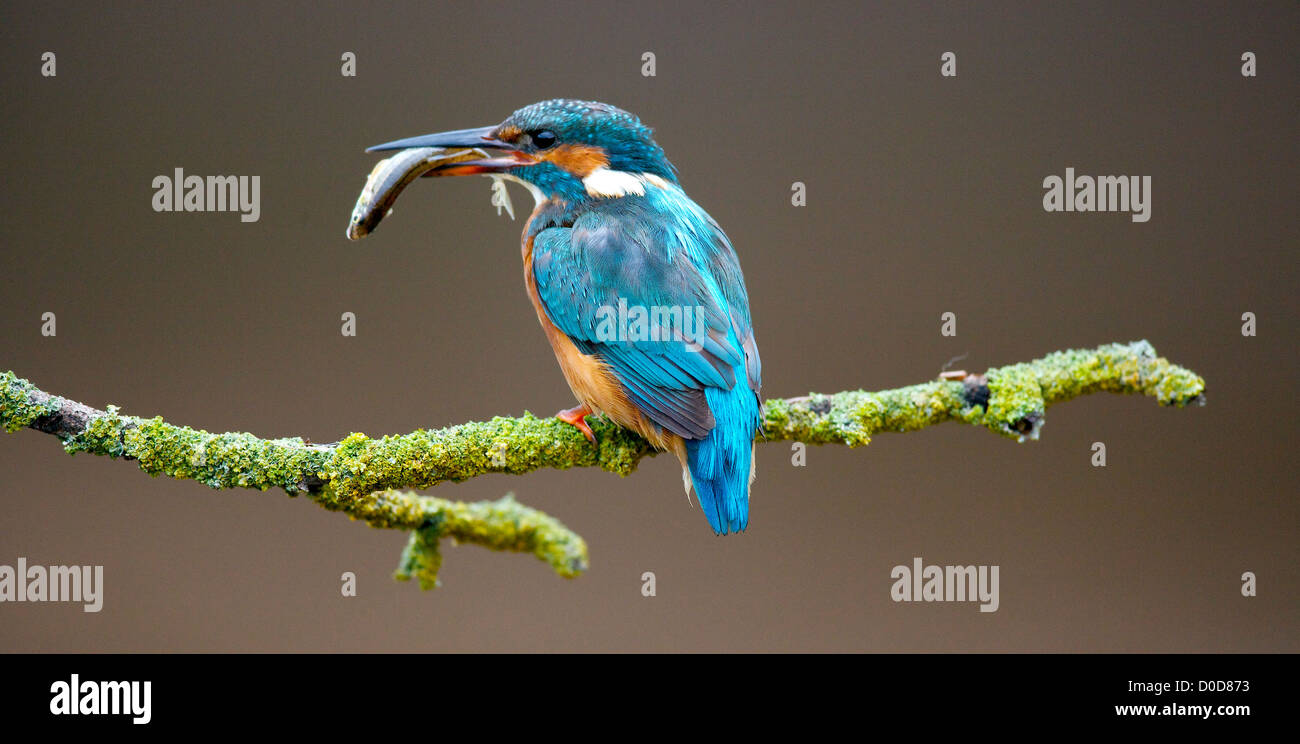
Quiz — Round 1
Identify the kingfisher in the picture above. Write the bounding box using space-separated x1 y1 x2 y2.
367 100 762 534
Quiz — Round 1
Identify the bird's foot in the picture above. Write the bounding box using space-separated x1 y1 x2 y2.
556 404 597 445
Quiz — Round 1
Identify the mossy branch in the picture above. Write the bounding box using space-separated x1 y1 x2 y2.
0 340 1204 588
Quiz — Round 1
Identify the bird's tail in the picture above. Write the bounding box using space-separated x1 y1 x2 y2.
684 382 760 535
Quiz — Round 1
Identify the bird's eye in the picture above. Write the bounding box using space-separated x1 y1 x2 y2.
531 130 557 149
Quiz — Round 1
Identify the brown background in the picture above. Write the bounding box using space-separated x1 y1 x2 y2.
1 1 1295 652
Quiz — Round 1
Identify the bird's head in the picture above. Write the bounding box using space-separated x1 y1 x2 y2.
367 99 678 204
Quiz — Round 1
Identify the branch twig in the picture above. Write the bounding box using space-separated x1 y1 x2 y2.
0 340 1205 588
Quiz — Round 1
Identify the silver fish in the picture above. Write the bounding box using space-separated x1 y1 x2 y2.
346 147 489 240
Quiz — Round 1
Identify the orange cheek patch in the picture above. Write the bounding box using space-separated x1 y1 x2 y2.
494 125 523 142
542 144 610 177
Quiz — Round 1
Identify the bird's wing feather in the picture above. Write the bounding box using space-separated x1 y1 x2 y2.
531 195 760 439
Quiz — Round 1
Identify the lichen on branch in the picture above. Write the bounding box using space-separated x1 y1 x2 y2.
762 341 1205 446
0 340 1204 588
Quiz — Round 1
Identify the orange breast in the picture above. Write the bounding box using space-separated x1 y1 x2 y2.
521 231 683 459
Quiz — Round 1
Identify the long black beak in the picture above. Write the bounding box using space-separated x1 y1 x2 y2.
366 125 512 153
365 125 534 176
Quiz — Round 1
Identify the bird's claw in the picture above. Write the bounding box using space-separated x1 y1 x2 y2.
556 405 597 445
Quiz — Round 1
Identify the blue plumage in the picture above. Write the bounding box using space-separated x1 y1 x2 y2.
370 99 762 534
530 177 762 535
687 383 760 534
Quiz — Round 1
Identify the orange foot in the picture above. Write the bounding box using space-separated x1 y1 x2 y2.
556 404 596 445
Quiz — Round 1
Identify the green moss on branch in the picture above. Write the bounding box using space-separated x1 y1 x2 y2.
387 492 588 589
0 340 1204 588
761 341 1203 446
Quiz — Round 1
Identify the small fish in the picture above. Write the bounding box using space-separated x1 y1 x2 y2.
347 147 488 240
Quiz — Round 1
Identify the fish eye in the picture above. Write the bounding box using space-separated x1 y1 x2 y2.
531 130 557 149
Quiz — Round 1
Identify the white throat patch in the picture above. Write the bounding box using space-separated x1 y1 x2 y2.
583 168 671 198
